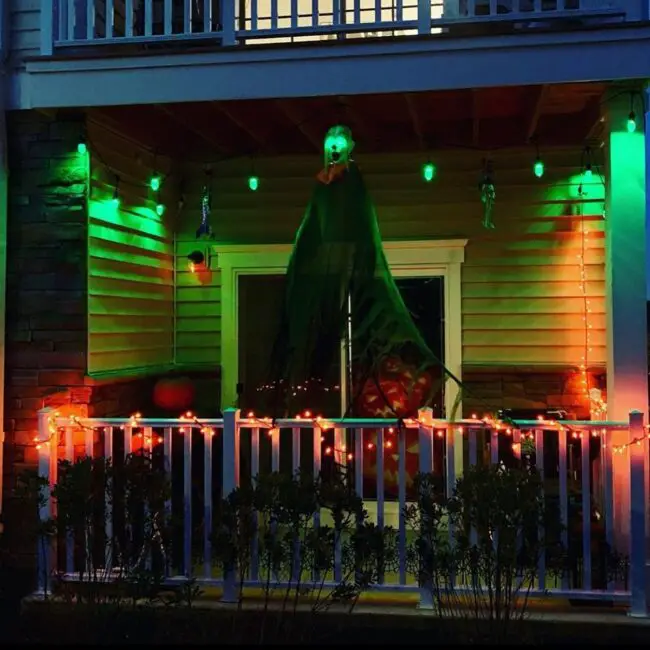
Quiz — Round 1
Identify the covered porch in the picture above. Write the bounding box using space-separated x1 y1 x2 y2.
77 80 647 423
5 79 650 615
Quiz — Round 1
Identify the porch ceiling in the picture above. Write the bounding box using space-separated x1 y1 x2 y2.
84 82 607 161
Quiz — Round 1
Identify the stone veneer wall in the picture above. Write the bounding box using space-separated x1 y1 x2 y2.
4 112 89 478
1 112 172 569
462 367 606 420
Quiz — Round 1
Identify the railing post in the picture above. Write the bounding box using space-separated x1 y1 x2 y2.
221 0 236 46
628 410 647 617
35 408 55 597
40 0 54 55
222 407 240 603
417 0 430 35
417 407 434 610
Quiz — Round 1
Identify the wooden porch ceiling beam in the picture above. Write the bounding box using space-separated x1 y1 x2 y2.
471 89 480 148
576 96 605 146
583 99 606 145
155 104 228 154
87 107 175 155
337 96 375 148
404 93 426 151
525 84 548 142
274 99 321 151
215 102 267 148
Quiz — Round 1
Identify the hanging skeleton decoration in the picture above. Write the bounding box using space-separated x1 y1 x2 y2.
196 169 213 239
479 158 496 229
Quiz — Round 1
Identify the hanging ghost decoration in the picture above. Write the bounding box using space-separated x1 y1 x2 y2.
480 158 496 229
317 124 355 185
263 125 465 419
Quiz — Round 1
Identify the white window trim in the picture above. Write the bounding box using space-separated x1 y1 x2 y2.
213 238 468 417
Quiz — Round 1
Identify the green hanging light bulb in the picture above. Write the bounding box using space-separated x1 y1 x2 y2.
248 175 259 192
156 203 165 216
627 111 637 133
584 163 593 180
77 141 87 155
422 161 436 182
111 178 120 207
533 158 545 178
150 176 161 192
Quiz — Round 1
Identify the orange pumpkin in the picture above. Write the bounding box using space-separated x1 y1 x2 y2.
153 376 195 412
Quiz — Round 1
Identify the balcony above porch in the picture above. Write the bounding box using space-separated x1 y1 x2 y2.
9 0 650 109
40 0 640 55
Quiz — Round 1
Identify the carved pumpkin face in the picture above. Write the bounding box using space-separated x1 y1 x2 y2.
355 358 434 496
357 358 434 419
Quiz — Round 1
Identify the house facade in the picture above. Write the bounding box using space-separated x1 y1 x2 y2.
0 0 649 563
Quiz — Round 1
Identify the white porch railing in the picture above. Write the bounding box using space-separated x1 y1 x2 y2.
33 406 648 614
40 0 629 55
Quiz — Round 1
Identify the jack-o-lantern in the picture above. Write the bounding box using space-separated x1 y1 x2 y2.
355 357 435 497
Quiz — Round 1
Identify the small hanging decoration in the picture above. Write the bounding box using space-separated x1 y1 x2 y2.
196 167 213 239
479 158 496 229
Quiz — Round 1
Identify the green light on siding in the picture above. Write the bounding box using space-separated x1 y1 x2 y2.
156 203 165 216
533 159 545 178
248 175 259 191
77 142 87 155
627 112 637 133
422 162 435 182
150 176 161 192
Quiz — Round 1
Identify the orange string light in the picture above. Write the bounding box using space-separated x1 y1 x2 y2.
613 433 650 454
179 411 216 437
576 205 607 419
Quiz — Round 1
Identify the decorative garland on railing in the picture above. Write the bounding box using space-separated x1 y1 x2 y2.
36 408 647 463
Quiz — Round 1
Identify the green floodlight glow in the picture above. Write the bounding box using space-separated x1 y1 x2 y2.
422 162 436 182
156 203 165 216
248 175 259 191
533 158 545 178
77 142 87 155
150 176 161 192
627 112 637 133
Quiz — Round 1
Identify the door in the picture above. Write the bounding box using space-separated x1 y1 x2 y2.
237 274 341 417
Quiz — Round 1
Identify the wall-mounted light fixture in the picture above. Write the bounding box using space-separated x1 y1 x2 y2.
187 249 211 273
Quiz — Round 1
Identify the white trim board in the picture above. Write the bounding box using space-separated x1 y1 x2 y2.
213 238 467 419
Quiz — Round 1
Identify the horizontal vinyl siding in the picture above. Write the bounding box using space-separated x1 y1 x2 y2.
9 0 41 64
175 240 221 365
8 0 129 64
175 147 605 369
88 121 175 374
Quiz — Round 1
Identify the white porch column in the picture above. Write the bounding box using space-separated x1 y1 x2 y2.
604 88 649 549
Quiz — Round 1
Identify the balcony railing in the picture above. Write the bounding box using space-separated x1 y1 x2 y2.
40 0 630 55
33 406 648 614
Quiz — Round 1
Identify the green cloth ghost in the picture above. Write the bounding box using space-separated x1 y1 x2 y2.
264 127 463 418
